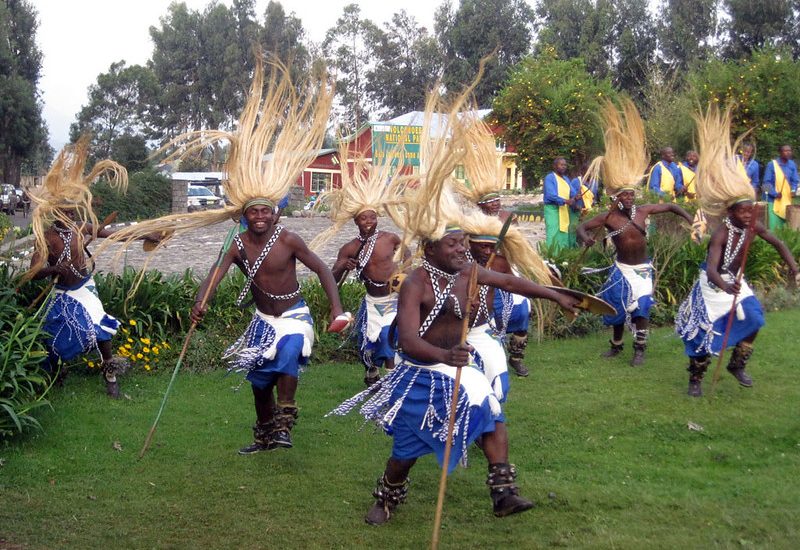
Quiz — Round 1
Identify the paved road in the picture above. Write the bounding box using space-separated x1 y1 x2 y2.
92 214 546 279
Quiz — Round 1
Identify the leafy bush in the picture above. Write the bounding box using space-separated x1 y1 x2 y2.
92 168 172 222
0 212 11 241
0 267 51 440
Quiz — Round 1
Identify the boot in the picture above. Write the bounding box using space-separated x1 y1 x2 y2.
687 355 710 397
102 356 128 399
507 333 529 377
602 340 624 358
364 366 380 387
487 463 534 518
365 474 409 525
270 401 298 449
238 421 273 455
631 330 648 367
727 341 754 387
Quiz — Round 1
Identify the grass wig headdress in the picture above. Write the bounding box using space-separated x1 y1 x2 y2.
23 135 128 281
99 55 333 264
308 142 405 252
584 98 649 196
694 103 754 217
452 112 504 206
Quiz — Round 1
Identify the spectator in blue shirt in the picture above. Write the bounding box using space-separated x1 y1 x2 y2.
763 145 798 229
736 143 760 199
647 147 684 200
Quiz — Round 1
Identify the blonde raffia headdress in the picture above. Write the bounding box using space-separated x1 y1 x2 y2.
308 142 405 252
23 135 128 282
452 112 504 206
98 55 333 265
584 98 649 197
694 103 754 217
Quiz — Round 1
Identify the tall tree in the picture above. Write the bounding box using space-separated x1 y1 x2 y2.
261 1 308 68
656 0 719 70
70 61 159 160
534 0 616 80
491 49 615 184
436 0 535 107
721 0 793 59
323 3 379 133
612 0 656 100
366 10 443 118
0 0 45 185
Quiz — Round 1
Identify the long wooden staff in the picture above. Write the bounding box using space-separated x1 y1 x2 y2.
337 233 370 287
139 224 239 458
710 205 761 394
26 211 119 312
431 260 479 550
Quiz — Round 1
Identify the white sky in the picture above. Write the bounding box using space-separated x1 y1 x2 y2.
33 0 441 150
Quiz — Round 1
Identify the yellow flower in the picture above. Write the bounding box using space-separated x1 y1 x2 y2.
129 320 137 326
87 361 95 368
127 338 133 343
125 343 132 349
137 353 144 359
118 346 126 354
143 347 150 353
140 337 151 345
162 342 171 349
122 327 129 334
152 347 160 355
144 364 151 371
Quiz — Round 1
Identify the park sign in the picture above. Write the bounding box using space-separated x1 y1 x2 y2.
371 124 421 166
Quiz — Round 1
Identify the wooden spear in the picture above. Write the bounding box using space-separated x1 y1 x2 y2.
139 224 239 458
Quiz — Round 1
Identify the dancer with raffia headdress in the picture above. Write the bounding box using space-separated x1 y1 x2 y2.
577 99 693 367
103 57 348 453
311 145 408 386
24 136 135 398
676 104 798 397
453 114 539 376
327 84 580 526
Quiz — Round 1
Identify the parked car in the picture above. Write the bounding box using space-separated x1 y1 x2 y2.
187 184 224 212
0 184 18 215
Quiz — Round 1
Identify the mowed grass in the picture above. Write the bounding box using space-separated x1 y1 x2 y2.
2 310 800 549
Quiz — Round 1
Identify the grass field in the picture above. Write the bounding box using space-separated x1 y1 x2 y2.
2 310 800 549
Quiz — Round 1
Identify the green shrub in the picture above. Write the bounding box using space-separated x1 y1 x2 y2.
0 267 51 440
0 212 11 242
92 168 172 222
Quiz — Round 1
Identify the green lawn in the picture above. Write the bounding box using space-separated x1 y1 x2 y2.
2 310 800 549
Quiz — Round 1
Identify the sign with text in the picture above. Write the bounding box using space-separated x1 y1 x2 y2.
372 124 421 166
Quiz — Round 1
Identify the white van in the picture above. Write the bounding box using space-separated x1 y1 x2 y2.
187 185 224 212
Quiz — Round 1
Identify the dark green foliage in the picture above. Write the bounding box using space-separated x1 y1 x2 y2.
92 168 172 222
492 50 616 184
656 0 718 70
435 0 536 107
688 48 800 158
0 266 51 440
722 0 794 59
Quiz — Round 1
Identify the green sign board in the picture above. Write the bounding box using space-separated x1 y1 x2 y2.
371 124 421 166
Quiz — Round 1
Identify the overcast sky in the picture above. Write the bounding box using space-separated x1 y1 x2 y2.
33 0 440 150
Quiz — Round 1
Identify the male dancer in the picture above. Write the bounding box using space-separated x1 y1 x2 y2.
677 105 799 396
192 199 345 452
577 100 692 366
25 137 133 398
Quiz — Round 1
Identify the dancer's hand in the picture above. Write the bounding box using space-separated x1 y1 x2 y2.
443 343 473 367
190 302 207 324
724 281 741 295
344 257 358 271
556 293 580 314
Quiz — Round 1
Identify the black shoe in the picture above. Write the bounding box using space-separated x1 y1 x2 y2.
508 358 529 377
631 344 646 367
602 341 624 358
687 379 703 397
364 367 380 387
728 367 753 388
105 380 120 399
365 502 392 525
493 493 535 518
269 429 292 449
238 440 271 455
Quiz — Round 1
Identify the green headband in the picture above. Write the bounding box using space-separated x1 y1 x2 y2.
242 198 275 213
444 224 463 234
477 192 501 204
469 234 499 244
727 197 754 208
